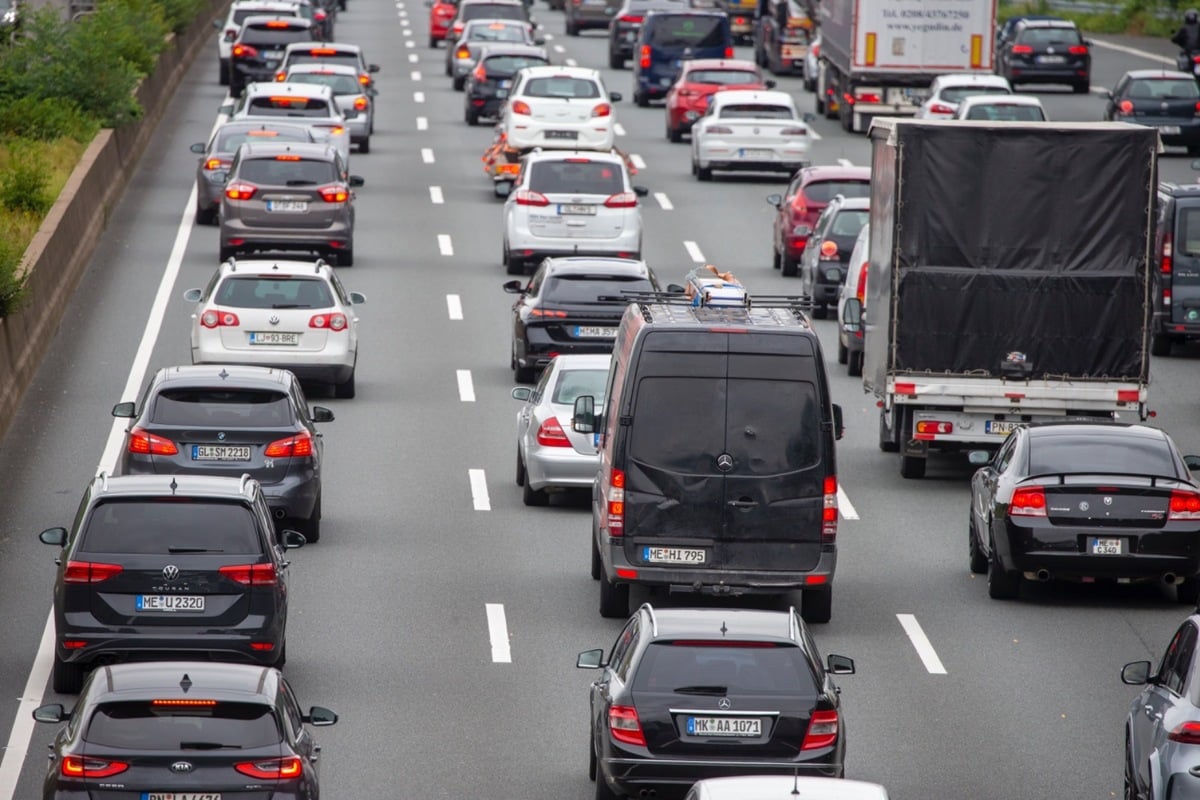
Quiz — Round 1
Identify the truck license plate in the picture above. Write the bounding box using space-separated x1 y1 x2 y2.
985 420 1018 436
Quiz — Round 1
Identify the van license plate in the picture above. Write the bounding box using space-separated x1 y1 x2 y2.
136 595 205 612
643 547 706 564
985 420 1018 436
687 716 761 737
1089 537 1124 555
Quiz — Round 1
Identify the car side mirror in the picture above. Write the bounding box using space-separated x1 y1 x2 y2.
802 111 816 123
495 180 513 198
827 654 855 674
633 185 649 197
765 79 776 89
349 291 366 304
766 193 782 208
577 648 606 669
610 91 623 102
831 403 844 441
841 297 861 329
512 386 532 401
369 64 380 73
573 395 596 433
112 401 136 418
32 704 66 723
348 175 365 187
967 450 991 466
183 288 203 303
190 142 206 154
666 283 685 294
1191 158 1200 172
310 406 335 423
502 279 525 294
1121 660 1153 686
39 527 67 547
282 529 307 549
303 705 338 725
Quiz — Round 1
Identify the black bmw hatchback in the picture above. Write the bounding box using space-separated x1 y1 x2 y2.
39 474 304 694
33 661 336 799
577 605 854 799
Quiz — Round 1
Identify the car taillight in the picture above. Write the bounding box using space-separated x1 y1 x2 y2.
619 14 643 23
358 73 371 85
640 44 651 69
536 418 572 447
819 240 838 260
1170 721 1200 744
530 307 567 317
1118 99 1133 115
219 563 279 586
61 756 129 779
63 561 123 583
514 189 549 206
801 709 839 751
1170 490 1200 521
822 475 837 544
232 44 259 58
1011 44 1033 54
724 46 733 57
201 310 240 328
224 182 257 201
224 27 238 40
779 126 808 136
608 705 645 747
473 63 486 80
354 96 368 110
452 21 464 35
456 45 471 59
310 312 347 330
128 427 179 456
1163 233 1173 275
853 90 880 103
929 102 954 115
265 431 314 458
607 468 625 536
855 260 868 303
705 125 733 135
273 71 286 81
235 757 302 779
1068 44 1088 55
318 184 349 203
604 191 638 208
314 8 327 19
677 87 696 98
592 103 612 118
1009 486 1047 518
204 158 231 171
511 100 531 115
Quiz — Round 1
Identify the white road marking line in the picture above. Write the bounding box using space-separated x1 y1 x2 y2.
1090 37 1173 66
401 18 410 27
565 57 577 66
897 614 947 675
485 603 512 663
446 293 464 320
469 469 491 510
543 32 554 40
405 39 415 48
421 147 435 163
414 90 426 103
0 610 53 799
630 153 646 170
614 122 626 136
836 157 853 167
402 27 412 36
553 44 565 53
837 486 858 520
808 127 821 141
417 115 428 130
683 240 705 263
438 234 454 255
408 53 419 63
411 70 422 81
399 8 408 16
430 185 444 204
457 369 476 402
654 192 673 210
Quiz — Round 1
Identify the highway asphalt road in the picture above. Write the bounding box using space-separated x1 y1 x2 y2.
0 10 1196 799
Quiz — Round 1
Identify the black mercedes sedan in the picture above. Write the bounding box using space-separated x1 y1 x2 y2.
33 661 336 799
967 421 1200 602
577 605 855 799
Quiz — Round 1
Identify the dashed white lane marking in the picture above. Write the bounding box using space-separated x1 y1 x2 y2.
486 603 512 663
543 32 554 40
565 57 577 66
469 469 491 510
630 153 646 170
402 27 412 37
614 122 626 136
837 486 859 520
654 192 673 210
411 70 422 81
414 91 426 103
405 39 414 48
446 293 464 320
421 147 435 163
408 53 419 63
438 233 454 255
401 17 410 26
553 44 565 53
1089 37 1173 66
897 614 947 675
430 185 444 204
836 157 853 167
417 116 428 130
457 369 476 402
399 8 408 16
683 240 705 263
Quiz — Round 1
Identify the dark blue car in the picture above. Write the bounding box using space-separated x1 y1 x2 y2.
632 10 732 106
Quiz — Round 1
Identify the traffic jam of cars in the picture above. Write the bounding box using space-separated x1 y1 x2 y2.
13 0 1200 797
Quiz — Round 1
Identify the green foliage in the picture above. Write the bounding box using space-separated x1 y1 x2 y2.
158 0 209 33
0 236 28 318
0 140 51 215
999 0 1177 36
82 0 171 76
0 97 98 142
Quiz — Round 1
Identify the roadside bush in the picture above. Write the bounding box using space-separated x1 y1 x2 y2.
82 0 170 77
999 0 1176 37
0 97 97 142
0 141 52 215
159 0 209 33
0 238 27 318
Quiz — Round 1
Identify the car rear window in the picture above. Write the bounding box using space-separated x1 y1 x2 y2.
233 7 295 24
246 95 333 117
632 642 818 696
1016 25 1081 45
240 23 311 45
463 3 525 21
216 127 311 151
1028 434 1177 476
528 160 623 194
215 277 335 309
287 52 361 69
830 209 868 237
80 500 262 555
543 275 653 303
286 72 362 94
940 86 1010 104
687 69 760 85
628 0 690 13
523 76 601 98
1128 79 1200 99
484 54 549 74
236 157 338 185
552 368 608 405
963 103 1046 121
466 21 529 41
718 103 794 119
85 702 281 750
646 15 726 48
150 389 293 428
802 179 870 204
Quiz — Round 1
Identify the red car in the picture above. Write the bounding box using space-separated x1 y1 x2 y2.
767 165 870 276
428 0 459 47
664 58 773 142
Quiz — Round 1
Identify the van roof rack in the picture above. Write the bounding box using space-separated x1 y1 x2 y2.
605 290 815 310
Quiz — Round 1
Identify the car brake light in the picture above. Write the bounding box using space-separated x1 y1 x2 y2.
1011 44 1033 54
801 709 838 751
929 102 955 115
819 240 838 260
128 427 179 456
705 125 733 135
265 431 314 458
724 46 733 57
235 757 302 780
309 312 348 330
1068 44 1088 55
592 103 612 118
63 561 123 583
619 14 643 22
608 705 645 747
204 158 231 171
274 154 301 161
1163 233 1173 274
224 182 257 201
452 21 464 34
779 126 808 136
318 184 349 202
152 699 218 706
530 307 567 317
607 468 625 536
604 191 638 208
1009 486 1047 517
511 100 531 115
854 91 880 103
1170 490 1200 520
219 563 279 586
536 418 572 447
354 96 368 110
915 420 953 438
822 475 837 544
274 71 286 81
1170 721 1200 743
310 47 336 54
1117 389 1140 403
200 309 240 328
456 45 471 59
514 189 549 206
473 63 486 80
232 44 259 58
224 27 238 39
1118 99 1133 115
265 19 292 27
62 756 129 779
855 261 868 303
640 44 651 69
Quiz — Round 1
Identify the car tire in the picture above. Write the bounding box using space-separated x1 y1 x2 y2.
987 537 1020 599
465 106 480 125
337 247 353 267
523 477 549 506
219 246 237 263
968 516 987 575
444 59 452 76
195 205 218 226
505 254 525 276
1151 332 1172 357
879 407 900 453
781 255 798 277
566 20 579 35
452 74 466 91
1073 80 1090 94
812 302 828 320
696 163 713 181
588 735 597 781
338 0 346 10
591 533 602 580
836 336 848 365
219 59 230 86
275 640 287 668
848 351 863 377
52 654 86 695
515 361 536 383
804 73 816 92
358 136 370 154
1124 742 1140 800
595 770 620 800
516 450 526 486
334 371 355 399
772 248 781 270
599 574 630 618
815 91 825 115
296 494 321 543
429 35 438 48
801 586 832 623
1178 578 1200 605
609 52 624 69
900 454 925 479
667 122 682 143
634 90 649 108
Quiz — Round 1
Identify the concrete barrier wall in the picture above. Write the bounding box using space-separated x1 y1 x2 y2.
0 0 227 444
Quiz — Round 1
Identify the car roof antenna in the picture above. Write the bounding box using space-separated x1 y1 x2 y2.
791 767 800 795
720 621 727 637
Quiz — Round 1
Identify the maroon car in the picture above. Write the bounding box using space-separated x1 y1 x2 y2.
766 165 870 276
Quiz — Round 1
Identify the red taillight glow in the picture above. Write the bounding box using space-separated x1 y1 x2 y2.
724 46 734 57
515 189 549 206
855 260 868 303
1068 44 1088 55
61 756 129 779
309 312 347 330
1170 490 1200 521
219 563 279 586
318 184 349 203
1162 233 1173 275
609 705 646 747
204 158 230 171
1117 389 1140 403
232 44 259 58
619 14 643 22
801 709 839 751
473 63 486 80
1118 99 1134 115
536 418 572 447
152 699 217 706
915 420 953 437
894 382 916 396
511 100 531 115
201 310 240 328
604 192 638 208
1009 486 1047 517
705 125 733 135
819 240 838 259
1011 44 1033 54
354 96 368 110
607 469 625 536
1170 721 1200 743
822 475 837 544
63 561 123 583
264 431 314 458
929 102 955 115
592 103 612 118
235 757 302 780
128 427 179 456
224 182 257 201
640 44 651 69
456 45 471 59
530 307 567 317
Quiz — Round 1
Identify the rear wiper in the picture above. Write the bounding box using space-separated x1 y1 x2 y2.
167 547 223 554
673 685 727 695
180 741 243 750
271 303 307 309
285 180 317 186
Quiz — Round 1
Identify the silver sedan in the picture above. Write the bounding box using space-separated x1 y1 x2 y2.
511 353 609 506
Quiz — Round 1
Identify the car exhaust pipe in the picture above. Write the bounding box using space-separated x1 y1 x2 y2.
1165 573 1179 586
273 508 286 520
1035 569 1051 582
637 791 657 798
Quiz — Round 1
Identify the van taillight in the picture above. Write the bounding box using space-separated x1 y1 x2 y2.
639 45 651 69
724 46 734 58
607 469 626 536
822 475 837 544
1162 233 1173 275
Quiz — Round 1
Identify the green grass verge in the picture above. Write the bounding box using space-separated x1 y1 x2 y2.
999 0 1177 37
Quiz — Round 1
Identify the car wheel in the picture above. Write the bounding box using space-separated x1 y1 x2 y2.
275 640 287 667
987 536 1020 599
696 163 713 181
836 336 848 365
879 407 900 453
515 361 536 383
452 74 466 91
195 205 218 226
505 253 525 276
1178 577 1200 605
815 91 825 115
772 248 781 270
296 494 321 543
523 477 549 506
804 74 816 92
848 350 863 377
52 654 86 694
609 52 624 69
812 302 828 320
667 122 682 143
566 20 579 35
969 516 987 574
781 255 798 277
599 574 630 618
900 454 926 479
219 246 237 263
358 136 370 154
516 450 526 486
444 59 452 76
337 247 353 267
591 533 602 580
800 585 832 623
465 106 480 125
1151 333 1172 357
595 770 620 800
429 35 438 48
219 59 230 86
1073 80 1090 94
634 90 649 108
334 370 355 399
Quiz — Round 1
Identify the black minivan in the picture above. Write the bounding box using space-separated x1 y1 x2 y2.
1153 181 1200 356
572 296 843 623
633 10 732 105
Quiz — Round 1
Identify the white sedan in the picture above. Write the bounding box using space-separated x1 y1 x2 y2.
690 89 812 181
954 93 1048 121
913 73 1012 119
687 776 889 800
500 65 621 152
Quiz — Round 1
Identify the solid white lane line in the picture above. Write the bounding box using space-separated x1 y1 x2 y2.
553 44 565 53
654 192 673 210
408 53 419 63
565 57 577 66
614 122 626 136
837 486 859 520
414 90 425 103
897 614 947 675
630 153 646 170
469 469 491 510
430 185 444 204
683 240 705 263
457 369 476 402
485 603 512 663
422 147 435 163
1090 37 1173 65
438 234 454 255
836 157 853 167
0 610 53 799
417 116 428 130
446 293 464 320
411 70 422 81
